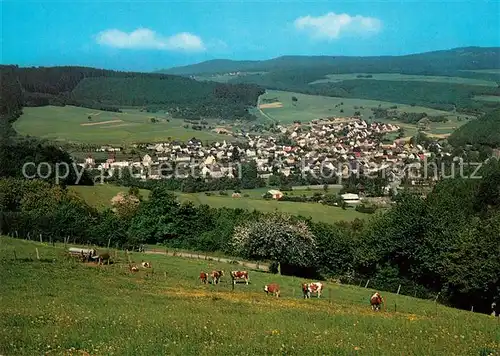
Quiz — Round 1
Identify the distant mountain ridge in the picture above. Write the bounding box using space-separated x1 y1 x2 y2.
157 47 500 76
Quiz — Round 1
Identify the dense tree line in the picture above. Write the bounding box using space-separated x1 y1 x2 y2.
1 159 499 313
0 136 94 185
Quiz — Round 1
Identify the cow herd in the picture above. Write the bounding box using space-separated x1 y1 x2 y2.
68 247 383 311
199 270 250 285
199 270 385 310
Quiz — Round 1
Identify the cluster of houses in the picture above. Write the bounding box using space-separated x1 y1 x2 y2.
81 117 443 195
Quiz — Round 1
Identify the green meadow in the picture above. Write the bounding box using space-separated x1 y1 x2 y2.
14 106 234 145
308 73 499 87
1 237 498 356
473 95 500 103
68 185 365 223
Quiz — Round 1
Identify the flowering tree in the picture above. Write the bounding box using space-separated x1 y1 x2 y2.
231 213 317 271
111 191 140 219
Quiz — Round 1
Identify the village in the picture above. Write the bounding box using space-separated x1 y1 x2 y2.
80 116 445 197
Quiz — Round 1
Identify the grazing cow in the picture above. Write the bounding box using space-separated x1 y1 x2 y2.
129 264 139 272
264 283 280 298
95 252 110 265
141 261 152 268
370 292 384 311
211 270 224 284
231 271 249 285
200 271 208 284
302 282 323 299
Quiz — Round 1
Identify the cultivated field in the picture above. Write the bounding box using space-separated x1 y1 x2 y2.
258 90 470 136
1 237 498 355
14 106 234 145
308 73 499 87
69 185 365 223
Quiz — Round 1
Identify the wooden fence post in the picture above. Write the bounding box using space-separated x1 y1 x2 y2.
107 238 111 249
396 284 401 295
434 292 440 317
364 279 370 288
35 248 40 260
13 250 17 260
39 234 43 243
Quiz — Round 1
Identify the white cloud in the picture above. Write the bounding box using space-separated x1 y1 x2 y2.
294 12 382 40
96 28 206 52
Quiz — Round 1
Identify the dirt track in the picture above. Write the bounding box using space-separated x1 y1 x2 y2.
144 249 269 271
80 119 123 126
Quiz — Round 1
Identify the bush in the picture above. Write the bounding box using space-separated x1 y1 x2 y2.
355 204 377 214
219 191 228 196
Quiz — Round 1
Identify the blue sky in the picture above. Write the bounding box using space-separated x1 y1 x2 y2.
1 0 499 72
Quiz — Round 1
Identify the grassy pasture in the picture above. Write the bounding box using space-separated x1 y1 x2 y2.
1 237 498 356
308 73 499 87
68 185 365 223
258 90 470 136
14 106 234 145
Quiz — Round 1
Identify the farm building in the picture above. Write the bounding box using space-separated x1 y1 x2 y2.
267 189 284 200
340 193 361 205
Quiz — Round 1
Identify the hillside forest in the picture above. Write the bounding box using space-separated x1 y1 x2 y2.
160 47 500 114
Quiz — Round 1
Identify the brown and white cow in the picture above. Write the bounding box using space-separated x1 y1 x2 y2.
370 292 384 311
141 261 152 268
200 271 208 284
231 271 249 285
211 270 224 284
264 283 280 298
302 282 323 299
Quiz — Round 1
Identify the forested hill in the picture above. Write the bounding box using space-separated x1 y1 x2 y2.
449 109 500 148
0 65 265 128
157 47 500 113
158 47 500 75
